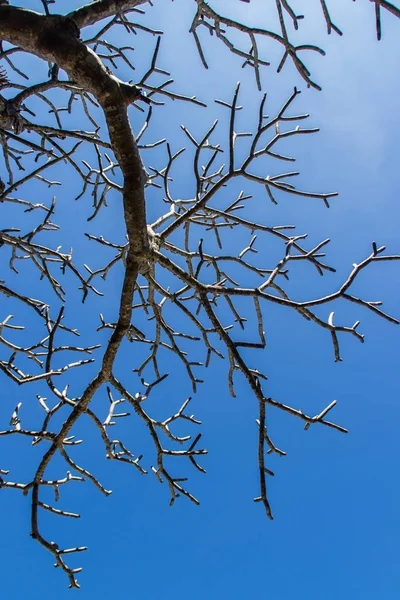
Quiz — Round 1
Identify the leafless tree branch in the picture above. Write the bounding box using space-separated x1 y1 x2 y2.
0 0 399 588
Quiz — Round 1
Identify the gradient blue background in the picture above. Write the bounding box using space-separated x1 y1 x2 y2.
1 1 399 597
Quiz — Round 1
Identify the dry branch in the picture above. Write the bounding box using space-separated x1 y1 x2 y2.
0 0 399 588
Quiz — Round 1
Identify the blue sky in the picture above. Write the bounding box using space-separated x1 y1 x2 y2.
1 1 400 598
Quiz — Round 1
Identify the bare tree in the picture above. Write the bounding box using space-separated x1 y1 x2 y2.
0 0 399 588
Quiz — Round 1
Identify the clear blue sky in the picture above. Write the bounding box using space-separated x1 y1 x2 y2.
1 1 400 598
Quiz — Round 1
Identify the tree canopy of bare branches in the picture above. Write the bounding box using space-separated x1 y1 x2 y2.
1 0 399 588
